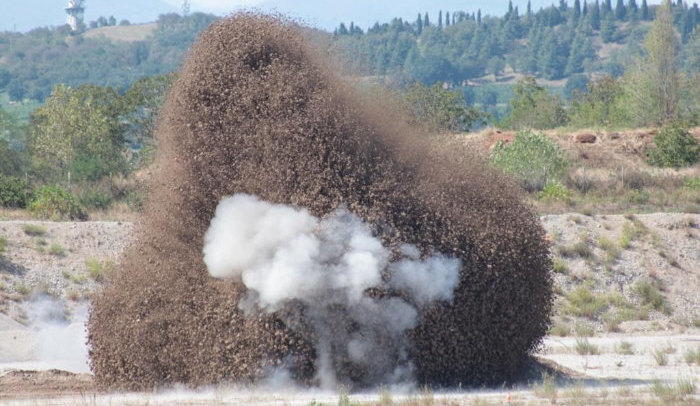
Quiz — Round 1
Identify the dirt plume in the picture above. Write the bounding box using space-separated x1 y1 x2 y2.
87 13 553 390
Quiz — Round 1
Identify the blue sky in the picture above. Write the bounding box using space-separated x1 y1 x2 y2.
1 0 663 33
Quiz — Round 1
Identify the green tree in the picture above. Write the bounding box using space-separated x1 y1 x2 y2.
625 0 681 125
601 13 616 42
500 76 568 130
615 0 626 20
646 123 699 167
591 0 602 29
570 75 628 127
0 109 28 176
29 84 128 183
416 13 423 34
403 82 486 132
641 0 649 19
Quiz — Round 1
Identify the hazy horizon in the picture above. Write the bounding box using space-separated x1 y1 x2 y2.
0 0 665 33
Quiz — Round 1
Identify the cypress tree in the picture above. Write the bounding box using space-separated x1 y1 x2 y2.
338 23 348 35
417 13 423 34
439 10 443 28
603 0 612 13
574 0 582 21
592 0 602 28
601 13 615 41
583 0 589 17
446 11 451 26
424 12 430 27
508 0 514 18
477 9 482 24
615 0 626 20
641 0 649 19
628 0 638 20
527 0 533 17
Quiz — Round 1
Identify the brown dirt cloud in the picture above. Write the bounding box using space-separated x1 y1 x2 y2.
87 13 553 390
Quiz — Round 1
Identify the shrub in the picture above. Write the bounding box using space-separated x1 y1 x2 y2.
647 124 699 168
539 181 573 204
633 279 672 315
28 185 86 221
0 236 6 254
575 337 600 355
490 130 569 191
22 224 46 236
78 185 113 210
552 257 569 274
49 243 65 257
0 176 32 208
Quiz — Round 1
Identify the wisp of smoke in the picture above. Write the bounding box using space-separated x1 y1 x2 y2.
28 298 89 373
203 194 461 387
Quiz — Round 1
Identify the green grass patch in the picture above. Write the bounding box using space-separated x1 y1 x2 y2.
575 337 599 355
633 279 672 315
22 224 46 236
552 257 569 274
48 243 65 257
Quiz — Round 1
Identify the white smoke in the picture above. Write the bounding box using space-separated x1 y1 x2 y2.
27 297 90 373
203 194 462 388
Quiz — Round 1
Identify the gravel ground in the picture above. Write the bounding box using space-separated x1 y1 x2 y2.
0 214 697 404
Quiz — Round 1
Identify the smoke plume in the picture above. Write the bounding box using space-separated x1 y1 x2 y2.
203 194 460 386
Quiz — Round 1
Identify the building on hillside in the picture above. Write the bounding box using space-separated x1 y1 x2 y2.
65 0 85 33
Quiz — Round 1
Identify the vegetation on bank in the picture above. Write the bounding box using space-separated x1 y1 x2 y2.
0 1 697 219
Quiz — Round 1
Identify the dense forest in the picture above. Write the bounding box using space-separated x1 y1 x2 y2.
0 0 698 105
331 0 700 84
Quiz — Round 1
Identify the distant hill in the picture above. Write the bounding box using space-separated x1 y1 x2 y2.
0 0 176 32
83 23 158 43
0 1 697 112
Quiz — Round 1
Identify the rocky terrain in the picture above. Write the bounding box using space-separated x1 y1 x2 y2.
0 213 697 404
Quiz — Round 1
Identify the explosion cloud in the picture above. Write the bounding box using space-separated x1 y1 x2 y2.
87 13 553 390
203 193 461 386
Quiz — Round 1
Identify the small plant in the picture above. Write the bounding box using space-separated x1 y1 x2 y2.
615 341 634 355
28 185 86 221
652 348 668 366
49 243 65 257
22 224 46 236
85 258 104 281
597 236 619 264
13 282 30 297
489 130 569 192
62 270 88 284
652 378 696 401
539 180 573 204
0 236 6 254
683 347 700 365
0 176 32 209
633 279 672 315
575 337 599 355
573 321 595 337
532 372 557 403
558 236 593 259
646 123 699 168
378 386 392 406
552 257 569 274
549 321 570 337
565 285 607 319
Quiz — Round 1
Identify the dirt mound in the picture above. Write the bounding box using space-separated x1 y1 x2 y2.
87 13 552 390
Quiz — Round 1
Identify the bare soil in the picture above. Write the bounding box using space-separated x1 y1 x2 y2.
0 214 697 404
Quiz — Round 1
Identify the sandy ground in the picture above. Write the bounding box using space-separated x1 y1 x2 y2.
0 215 697 404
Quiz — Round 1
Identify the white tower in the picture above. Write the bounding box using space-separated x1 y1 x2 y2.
65 0 85 32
